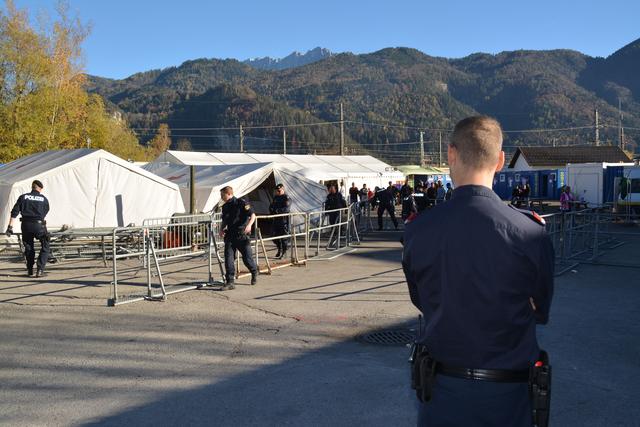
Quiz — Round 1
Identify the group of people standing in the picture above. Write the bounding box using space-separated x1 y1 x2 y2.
399 180 453 223
345 179 454 230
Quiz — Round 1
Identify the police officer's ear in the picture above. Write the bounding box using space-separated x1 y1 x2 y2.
494 151 505 172
447 144 458 167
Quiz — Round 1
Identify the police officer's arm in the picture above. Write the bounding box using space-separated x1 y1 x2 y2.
531 231 555 324
401 238 422 311
7 195 23 230
244 213 256 235
43 197 50 217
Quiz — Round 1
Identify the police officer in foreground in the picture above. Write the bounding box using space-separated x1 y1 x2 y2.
219 186 258 289
403 116 554 427
373 185 398 231
269 183 291 259
6 180 50 277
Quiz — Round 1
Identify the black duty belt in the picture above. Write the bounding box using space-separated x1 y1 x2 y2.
20 218 45 224
436 364 530 383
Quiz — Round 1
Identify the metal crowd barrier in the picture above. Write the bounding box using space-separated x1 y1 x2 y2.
109 214 225 306
543 208 640 274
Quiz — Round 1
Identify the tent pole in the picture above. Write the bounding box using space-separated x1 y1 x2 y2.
190 165 196 214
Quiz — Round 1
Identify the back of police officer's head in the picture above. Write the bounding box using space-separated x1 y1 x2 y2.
448 116 505 185
32 180 44 192
220 186 234 202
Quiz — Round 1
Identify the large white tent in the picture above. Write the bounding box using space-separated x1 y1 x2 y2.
152 151 405 190
143 162 327 213
0 149 185 230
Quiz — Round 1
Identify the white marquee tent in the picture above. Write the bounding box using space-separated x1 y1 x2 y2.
152 151 405 191
143 162 327 214
0 149 185 231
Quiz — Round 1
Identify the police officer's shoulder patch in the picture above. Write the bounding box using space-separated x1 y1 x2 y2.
509 204 546 225
244 204 251 211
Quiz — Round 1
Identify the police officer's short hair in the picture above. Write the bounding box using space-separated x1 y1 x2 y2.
275 183 284 190
220 186 233 195
32 180 43 190
450 116 503 170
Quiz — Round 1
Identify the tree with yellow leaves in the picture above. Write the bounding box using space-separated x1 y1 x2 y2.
0 0 146 163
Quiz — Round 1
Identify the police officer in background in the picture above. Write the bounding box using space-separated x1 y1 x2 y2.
413 182 428 213
403 116 554 426
6 180 50 277
324 184 347 248
401 186 417 221
269 183 290 259
219 186 258 289
373 185 398 231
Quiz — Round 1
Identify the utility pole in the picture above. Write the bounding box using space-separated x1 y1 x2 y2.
283 129 287 155
239 124 244 152
594 109 600 146
618 98 623 149
340 102 345 156
419 131 424 166
438 132 443 166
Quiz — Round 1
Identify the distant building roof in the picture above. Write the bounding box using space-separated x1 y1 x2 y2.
508 146 631 168
396 165 446 175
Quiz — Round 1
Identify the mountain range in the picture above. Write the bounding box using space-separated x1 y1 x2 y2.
87 39 640 163
243 47 333 71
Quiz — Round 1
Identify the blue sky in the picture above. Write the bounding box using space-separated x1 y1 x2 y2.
11 0 640 79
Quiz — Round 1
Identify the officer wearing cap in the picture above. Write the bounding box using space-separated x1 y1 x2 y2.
6 180 50 277
219 186 258 289
403 116 554 426
269 183 291 259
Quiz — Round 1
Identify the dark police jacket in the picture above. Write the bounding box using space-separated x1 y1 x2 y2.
221 197 254 238
401 195 417 218
413 191 428 212
324 192 346 211
402 185 554 370
269 194 291 221
373 188 394 207
11 190 50 222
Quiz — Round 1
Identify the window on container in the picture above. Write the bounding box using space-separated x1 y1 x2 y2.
630 179 640 193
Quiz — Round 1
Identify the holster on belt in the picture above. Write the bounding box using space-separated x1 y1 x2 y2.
409 344 437 403
529 350 551 427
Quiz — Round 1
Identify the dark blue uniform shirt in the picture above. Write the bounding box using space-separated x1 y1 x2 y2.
221 197 254 237
269 194 291 215
403 185 554 370
374 188 394 207
11 190 50 221
324 192 346 210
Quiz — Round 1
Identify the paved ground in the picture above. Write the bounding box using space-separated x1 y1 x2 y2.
0 228 639 426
